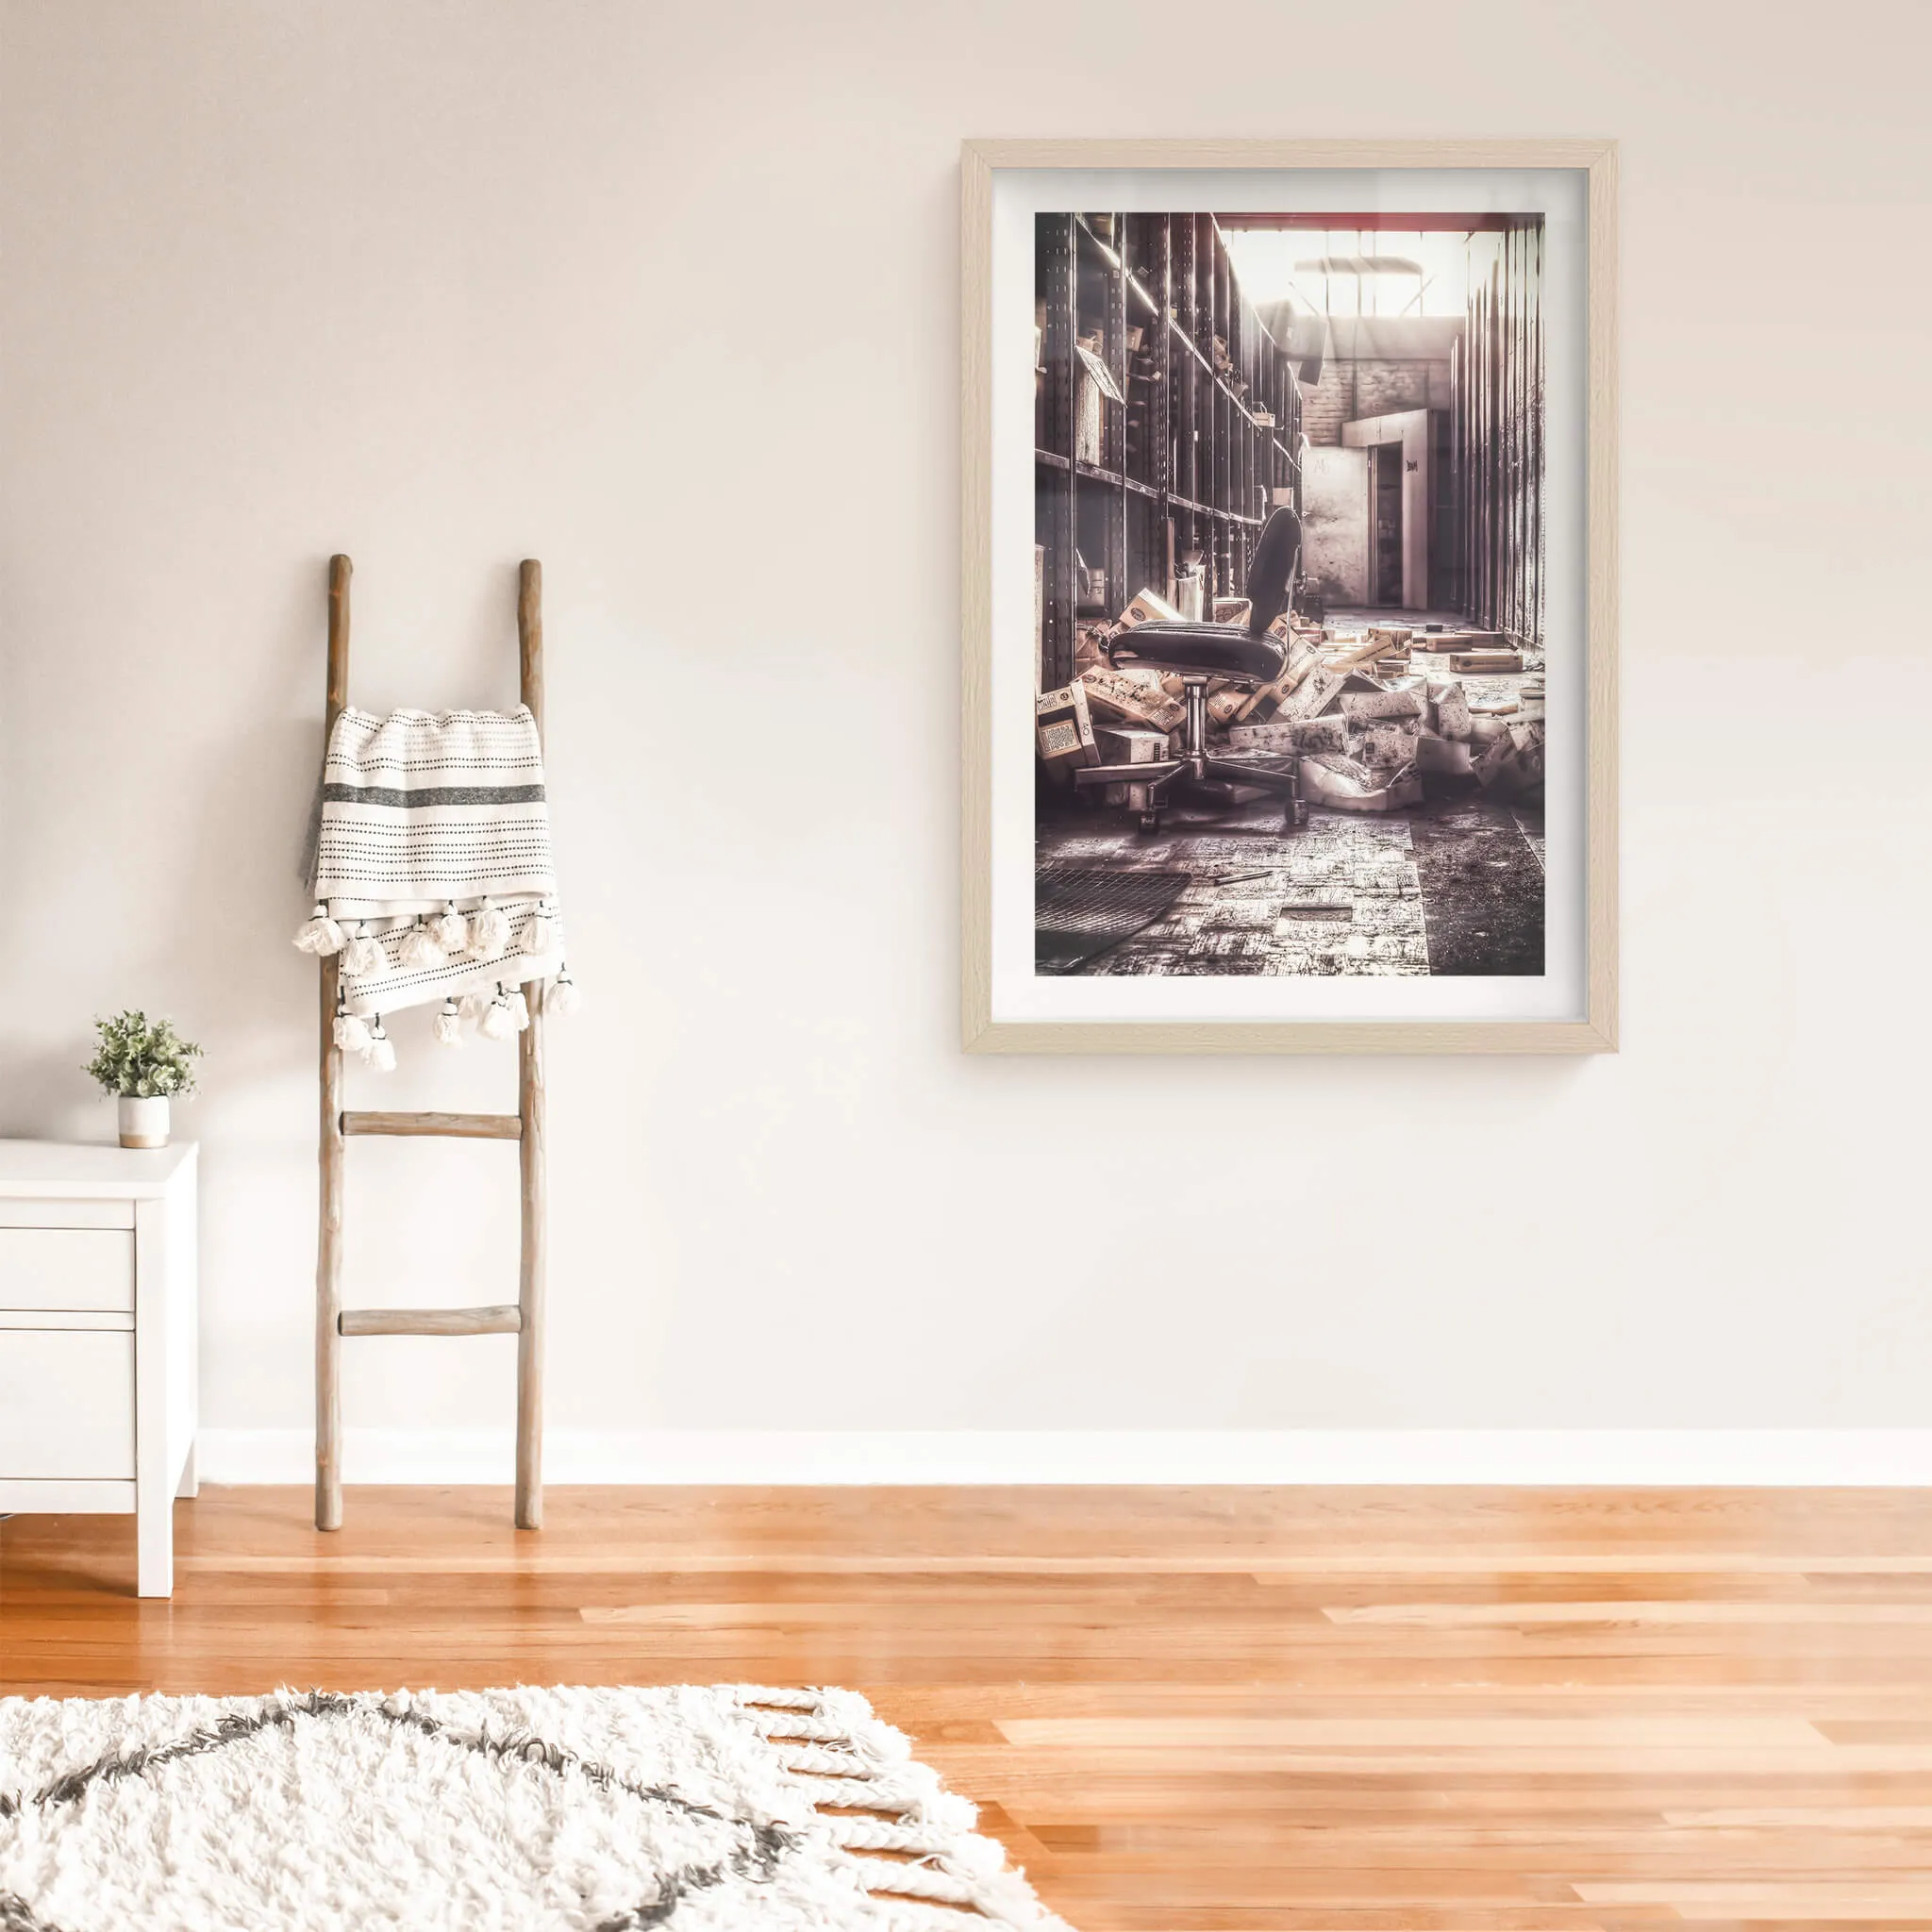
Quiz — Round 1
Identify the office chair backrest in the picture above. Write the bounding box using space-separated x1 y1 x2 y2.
1243 505 1302 640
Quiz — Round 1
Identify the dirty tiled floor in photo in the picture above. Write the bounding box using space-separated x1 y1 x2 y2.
1036 788 1544 976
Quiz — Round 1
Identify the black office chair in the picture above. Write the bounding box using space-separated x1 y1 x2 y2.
1075 506 1306 832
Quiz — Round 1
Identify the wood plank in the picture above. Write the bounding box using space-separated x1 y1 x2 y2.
5 1486 1932 1928
341 1110 522 1141
338 1306 522 1338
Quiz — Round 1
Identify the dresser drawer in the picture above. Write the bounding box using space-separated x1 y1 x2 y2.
0 1329 135 1478
0 1226 135 1313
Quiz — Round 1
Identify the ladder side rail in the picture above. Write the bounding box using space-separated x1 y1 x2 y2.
515 558 548 1530
316 554 352 1531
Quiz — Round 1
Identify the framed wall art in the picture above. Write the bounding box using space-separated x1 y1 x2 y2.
960 140 1616 1053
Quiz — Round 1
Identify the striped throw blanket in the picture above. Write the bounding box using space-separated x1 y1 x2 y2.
294 706 577 1065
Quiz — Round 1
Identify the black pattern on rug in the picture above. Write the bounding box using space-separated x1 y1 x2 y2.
0 1690 796 1931
0 1892 65 1932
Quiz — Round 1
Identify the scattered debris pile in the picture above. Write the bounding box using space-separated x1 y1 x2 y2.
1036 594 1545 814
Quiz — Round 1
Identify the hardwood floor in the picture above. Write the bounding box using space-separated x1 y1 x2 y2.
5 1486 1932 1928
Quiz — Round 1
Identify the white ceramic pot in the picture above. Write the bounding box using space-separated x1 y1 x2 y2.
118 1094 170 1149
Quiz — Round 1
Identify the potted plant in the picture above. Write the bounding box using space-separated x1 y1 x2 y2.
84 1011 202 1148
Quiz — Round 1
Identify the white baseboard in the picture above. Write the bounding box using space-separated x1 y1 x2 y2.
193 1428 1932 1488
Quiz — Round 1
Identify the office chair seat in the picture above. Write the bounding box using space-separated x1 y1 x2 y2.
1072 503 1307 832
1108 622 1287 685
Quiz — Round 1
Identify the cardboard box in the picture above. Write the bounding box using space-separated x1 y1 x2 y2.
1341 689 1425 724
1094 724 1171 763
1036 682 1098 768
1417 736 1474 777
1476 719 1546 797
1451 651 1524 675
1426 680 1474 741
1115 587 1185 632
1274 663 1348 724
1351 717 1423 772
1279 665 1383 724
1228 716 1347 757
1212 596 1253 629
1299 753 1423 813
1080 665 1187 735
1224 722 1292 754
1095 724 1174 808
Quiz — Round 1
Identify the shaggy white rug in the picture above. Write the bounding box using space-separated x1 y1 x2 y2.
0 1683 1070 1932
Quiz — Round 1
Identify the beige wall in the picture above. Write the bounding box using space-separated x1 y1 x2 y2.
3 0 1930 1469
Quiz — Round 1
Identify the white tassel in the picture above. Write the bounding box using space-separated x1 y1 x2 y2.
294 904 344 956
518 906 554 954
432 998 463 1047
472 899 510 960
477 991 516 1041
397 920 446 970
432 903 470 955
458 990 492 1025
547 968 581 1017
333 1009 371 1055
367 1019 396 1073
509 988 530 1031
342 925 386 976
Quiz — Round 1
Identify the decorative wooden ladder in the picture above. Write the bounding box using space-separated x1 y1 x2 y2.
313 555 549 1532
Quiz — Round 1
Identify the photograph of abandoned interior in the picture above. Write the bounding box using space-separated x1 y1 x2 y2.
1035 211 1547 978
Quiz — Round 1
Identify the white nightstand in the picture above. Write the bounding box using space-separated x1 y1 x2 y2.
0 1139 198 1597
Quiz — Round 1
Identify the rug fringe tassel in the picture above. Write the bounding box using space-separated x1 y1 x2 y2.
737 1685 1069 1931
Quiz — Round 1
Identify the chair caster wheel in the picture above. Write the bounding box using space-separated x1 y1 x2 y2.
1139 810 1163 834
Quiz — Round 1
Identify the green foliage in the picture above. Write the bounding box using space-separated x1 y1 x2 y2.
83 1010 203 1100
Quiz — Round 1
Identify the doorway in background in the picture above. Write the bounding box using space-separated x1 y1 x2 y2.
1372 441 1404 605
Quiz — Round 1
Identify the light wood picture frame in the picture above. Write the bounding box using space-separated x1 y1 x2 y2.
961 140 1616 1054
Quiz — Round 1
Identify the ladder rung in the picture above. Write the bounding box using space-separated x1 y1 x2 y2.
340 1305 523 1337
341 1109 522 1141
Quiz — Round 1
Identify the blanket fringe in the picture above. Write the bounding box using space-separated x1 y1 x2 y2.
295 905 344 957
341 925 385 976
300 906 581 1071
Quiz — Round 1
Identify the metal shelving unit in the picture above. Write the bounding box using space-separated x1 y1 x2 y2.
1035 212 1305 691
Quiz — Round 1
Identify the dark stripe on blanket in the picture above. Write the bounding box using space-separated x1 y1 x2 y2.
322 784 547 808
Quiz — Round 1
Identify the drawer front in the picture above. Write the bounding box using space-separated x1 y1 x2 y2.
0 1330 135 1478
0 1227 135 1313
0 1200 135 1230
